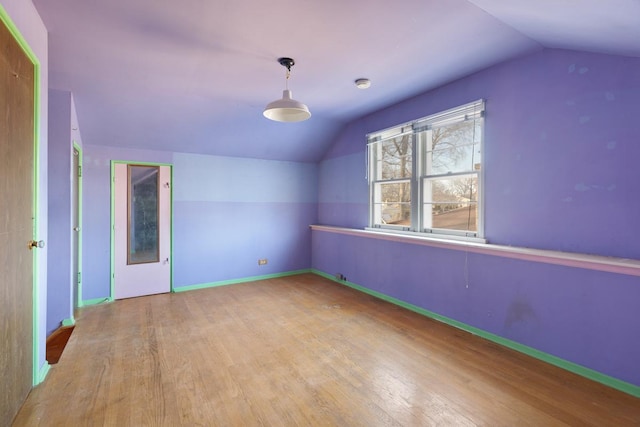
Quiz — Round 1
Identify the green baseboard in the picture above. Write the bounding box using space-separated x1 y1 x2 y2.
36 362 50 385
173 269 312 293
61 317 75 327
82 297 112 306
82 269 313 303
311 269 640 399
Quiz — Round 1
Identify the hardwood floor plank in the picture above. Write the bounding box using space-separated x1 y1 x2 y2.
45 326 74 364
13 274 640 426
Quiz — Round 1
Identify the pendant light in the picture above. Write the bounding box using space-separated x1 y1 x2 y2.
263 57 311 122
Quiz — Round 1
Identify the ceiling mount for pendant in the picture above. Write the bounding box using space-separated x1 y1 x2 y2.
278 57 295 71
263 57 311 123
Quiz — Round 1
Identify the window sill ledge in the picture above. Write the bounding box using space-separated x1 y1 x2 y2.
364 227 487 244
310 225 640 278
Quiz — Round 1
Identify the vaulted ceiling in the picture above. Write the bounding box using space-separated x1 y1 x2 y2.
33 0 640 162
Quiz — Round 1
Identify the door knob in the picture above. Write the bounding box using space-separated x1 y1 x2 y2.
28 240 45 250
73 227 80 232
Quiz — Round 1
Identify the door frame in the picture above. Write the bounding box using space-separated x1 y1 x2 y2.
73 142 83 310
110 160 174 299
0 6 44 386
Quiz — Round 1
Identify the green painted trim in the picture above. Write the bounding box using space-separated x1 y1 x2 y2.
32 62 41 386
82 297 113 306
74 142 84 307
110 161 116 300
0 6 44 387
0 8 40 66
169 166 174 292
311 269 640 398
38 362 50 384
173 269 312 293
110 161 173 299
111 160 173 167
61 317 75 327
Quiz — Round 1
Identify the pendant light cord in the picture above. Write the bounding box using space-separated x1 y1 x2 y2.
285 67 290 90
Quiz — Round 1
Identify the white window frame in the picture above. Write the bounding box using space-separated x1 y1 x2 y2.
367 100 485 242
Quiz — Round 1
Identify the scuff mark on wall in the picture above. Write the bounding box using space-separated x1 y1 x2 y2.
504 298 538 335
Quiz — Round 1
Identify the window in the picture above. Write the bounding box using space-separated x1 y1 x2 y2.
368 100 484 240
128 165 160 264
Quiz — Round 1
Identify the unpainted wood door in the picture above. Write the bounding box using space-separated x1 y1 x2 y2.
0 16 36 426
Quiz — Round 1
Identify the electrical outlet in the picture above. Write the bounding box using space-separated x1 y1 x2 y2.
258 259 268 266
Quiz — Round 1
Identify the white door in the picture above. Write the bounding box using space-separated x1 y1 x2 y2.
114 163 171 299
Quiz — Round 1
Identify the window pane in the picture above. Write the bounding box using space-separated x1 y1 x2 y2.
424 120 481 176
128 165 159 264
377 134 412 180
425 202 477 232
373 181 411 226
423 174 478 232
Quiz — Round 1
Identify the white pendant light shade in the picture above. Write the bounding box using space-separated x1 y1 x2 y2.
263 89 311 122
263 57 311 123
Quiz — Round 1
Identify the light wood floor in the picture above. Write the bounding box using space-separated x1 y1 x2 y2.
14 274 640 426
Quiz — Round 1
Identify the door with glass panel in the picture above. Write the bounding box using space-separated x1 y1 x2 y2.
114 163 171 299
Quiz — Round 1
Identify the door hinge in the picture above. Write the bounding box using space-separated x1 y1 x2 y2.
77 271 81 284
78 165 82 177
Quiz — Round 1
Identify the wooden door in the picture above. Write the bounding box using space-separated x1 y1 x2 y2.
0 16 36 426
113 163 171 299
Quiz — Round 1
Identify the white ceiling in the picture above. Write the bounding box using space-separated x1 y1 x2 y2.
33 0 640 162
469 0 640 57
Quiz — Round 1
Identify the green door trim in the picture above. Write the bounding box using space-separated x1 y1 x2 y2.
73 142 84 309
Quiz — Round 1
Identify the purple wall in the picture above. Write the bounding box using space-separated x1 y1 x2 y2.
47 90 74 335
46 90 83 336
315 48 640 387
171 152 317 287
82 147 317 299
